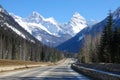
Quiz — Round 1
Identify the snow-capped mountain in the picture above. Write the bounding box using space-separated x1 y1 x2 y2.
24 12 63 36
11 12 87 46
61 12 87 36
0 6 39 43
57 7 120 53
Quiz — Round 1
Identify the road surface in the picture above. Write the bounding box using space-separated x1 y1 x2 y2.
0 58 91 80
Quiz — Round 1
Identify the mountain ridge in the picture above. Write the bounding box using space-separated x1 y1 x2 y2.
11 11 88 46
57 7 120 53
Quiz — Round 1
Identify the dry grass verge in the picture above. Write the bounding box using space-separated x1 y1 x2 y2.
0 59 51 66
0 59 51 72
0 59 65 72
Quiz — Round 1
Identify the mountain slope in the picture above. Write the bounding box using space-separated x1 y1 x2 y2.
11 12 87 47
57 7 120 53
61 12 87 36
0 5 64 62
0 6 38 43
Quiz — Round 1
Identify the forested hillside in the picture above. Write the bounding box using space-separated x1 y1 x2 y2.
57 7 120 53
78 12 120 63
0 5 64 62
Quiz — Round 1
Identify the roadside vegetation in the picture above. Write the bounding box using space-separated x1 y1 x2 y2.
0 9 65 63
78 12 120 63
0 59 51 66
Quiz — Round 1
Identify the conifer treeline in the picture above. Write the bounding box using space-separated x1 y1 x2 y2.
0 17 64 62
78 12 120 63
98 12 120 63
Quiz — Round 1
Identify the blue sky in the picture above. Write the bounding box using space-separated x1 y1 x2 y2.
0 0 120 23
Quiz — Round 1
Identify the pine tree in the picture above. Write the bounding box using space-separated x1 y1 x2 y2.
117 28 120 63
98 11 113 63
41 45 45 61
112 28 120 63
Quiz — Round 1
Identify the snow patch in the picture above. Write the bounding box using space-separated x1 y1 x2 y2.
4 23 26 39
27 23 53 35
44 17 58 26
36 35 42 41
10 13 32 34
78 34 84 41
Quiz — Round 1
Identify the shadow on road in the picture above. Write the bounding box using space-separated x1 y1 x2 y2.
0 76 90 80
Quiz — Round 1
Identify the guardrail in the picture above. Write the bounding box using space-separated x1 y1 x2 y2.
71 63 120 80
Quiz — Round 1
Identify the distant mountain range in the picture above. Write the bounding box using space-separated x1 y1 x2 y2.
10 12 88 47
57 7 120 53
0 5 99 50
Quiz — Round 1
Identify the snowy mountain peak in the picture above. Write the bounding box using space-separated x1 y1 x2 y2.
73 12 85 20
67 12 87 36
113 7 120 19
10 11 88 46
25 11 44 23
32 11 43 18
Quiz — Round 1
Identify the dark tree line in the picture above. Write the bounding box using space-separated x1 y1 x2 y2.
78 12 120 63
111 28 120 63
98 12 120 63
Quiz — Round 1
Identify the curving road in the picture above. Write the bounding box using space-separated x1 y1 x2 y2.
0 58 91 80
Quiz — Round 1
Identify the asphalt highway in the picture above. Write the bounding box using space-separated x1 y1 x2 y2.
0 58 91 80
